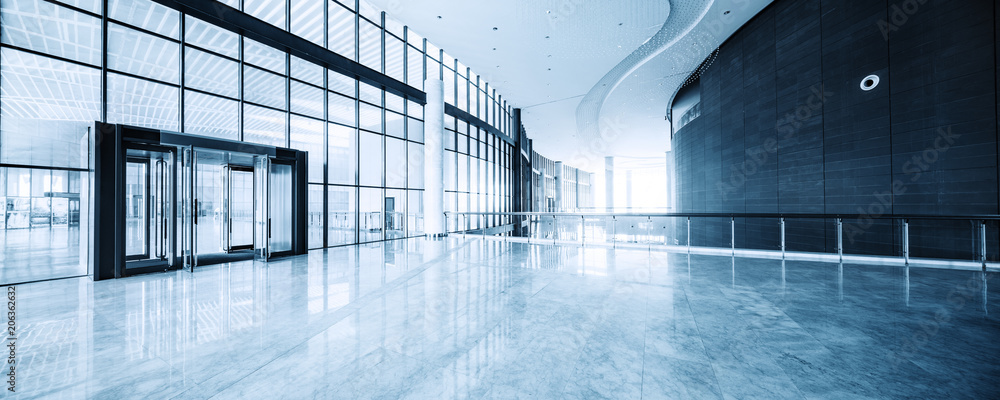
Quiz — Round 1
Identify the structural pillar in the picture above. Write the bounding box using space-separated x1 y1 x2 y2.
626 170 633 211
665 150 674 211
424 78 445 236
554 161 564 212
605 156 614 211
589 172 596 209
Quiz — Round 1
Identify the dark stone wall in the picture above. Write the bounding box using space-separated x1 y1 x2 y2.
673 0 998 259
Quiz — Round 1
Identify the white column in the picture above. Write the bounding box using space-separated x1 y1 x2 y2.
424 79 445 236
626 170 633 211
605 156 614 212
554 161 564 212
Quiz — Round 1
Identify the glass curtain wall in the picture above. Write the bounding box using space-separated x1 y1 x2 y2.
0 0 516 283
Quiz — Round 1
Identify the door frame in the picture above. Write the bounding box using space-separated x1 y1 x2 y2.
226 165 255 252
94 123 309 281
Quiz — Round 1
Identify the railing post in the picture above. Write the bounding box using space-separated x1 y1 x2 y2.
581 215 585 245
731 216 735 256
780 217 786 259
981 221 987 270
687 217 691 254
482 214 486 239
837 218 843 263
612 216 617 248
902 218 909 266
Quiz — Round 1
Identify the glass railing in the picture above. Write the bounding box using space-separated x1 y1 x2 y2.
444 212 1000 268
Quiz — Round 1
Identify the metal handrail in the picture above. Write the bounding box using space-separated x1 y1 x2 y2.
444 211 1000 221
442 211 997 269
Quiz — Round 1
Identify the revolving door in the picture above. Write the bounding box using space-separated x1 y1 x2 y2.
94 124 308 280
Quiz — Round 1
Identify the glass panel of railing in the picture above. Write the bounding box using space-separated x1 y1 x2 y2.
612 216 647 244
555 215 581 242
690 217 730 248
782 217 831 253
907 218 980 261
740 217 781 251
533 215 556 240
582 215 613 245
647 216 675 246
839 217 895 257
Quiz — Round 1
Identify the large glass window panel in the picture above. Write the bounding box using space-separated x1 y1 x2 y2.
407 142 424 189
109 0 179 39
328 123 357 185
359 131 382 187
328 92 357 127
328 72 356 98
327 4 356 61
407 29 423 47
328 185 356 246
385 36 404 83
407 99 423 119
407 190 423 236
359 84 381 106
290 116 324 183
358 21 382 73
406 46 424 90
426 42 440 61
0 0 101 66
245 0 286 29
358 187 382 243
243 37 285 74
106 23 180 84
407 118 424 143
457 78 468 111
185 15 239 59
183 90 238 140
384 188 405 239
458 154 469 192
308 184 324 249
384 18 404 39
107 73 179 131
290 0 323 46
290 81 324 119
385 93 404 114
290 56 323 87
244 66 286 109
443 151 456 191
184 47 238 98
0 49 99 169
443 68 455 106
243 104 286 147
358 103 382 134
385 111 404 139
385 137 405 188
357 2 380 26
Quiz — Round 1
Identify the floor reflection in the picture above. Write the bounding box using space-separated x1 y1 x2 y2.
9 238 1000 399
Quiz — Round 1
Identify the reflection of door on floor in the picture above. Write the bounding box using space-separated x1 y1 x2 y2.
385 197 395 231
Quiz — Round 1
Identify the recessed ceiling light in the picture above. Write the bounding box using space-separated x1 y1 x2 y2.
618 22 623 26
723 10 731 15
493 47 497 50
493 27 498 31
546 10 551 14
545 36 550 39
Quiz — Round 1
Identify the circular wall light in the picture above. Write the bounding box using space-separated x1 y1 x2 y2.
861 75 880 91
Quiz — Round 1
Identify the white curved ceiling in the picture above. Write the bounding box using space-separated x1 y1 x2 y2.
364 0 772 173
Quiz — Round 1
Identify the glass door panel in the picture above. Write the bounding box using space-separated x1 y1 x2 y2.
269 163 293 254
125 159 149 259
228 168 254 251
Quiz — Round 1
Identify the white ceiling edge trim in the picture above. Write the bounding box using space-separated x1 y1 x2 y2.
575 0 715 143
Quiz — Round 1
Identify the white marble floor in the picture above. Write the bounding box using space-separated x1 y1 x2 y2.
7 237 1000 399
